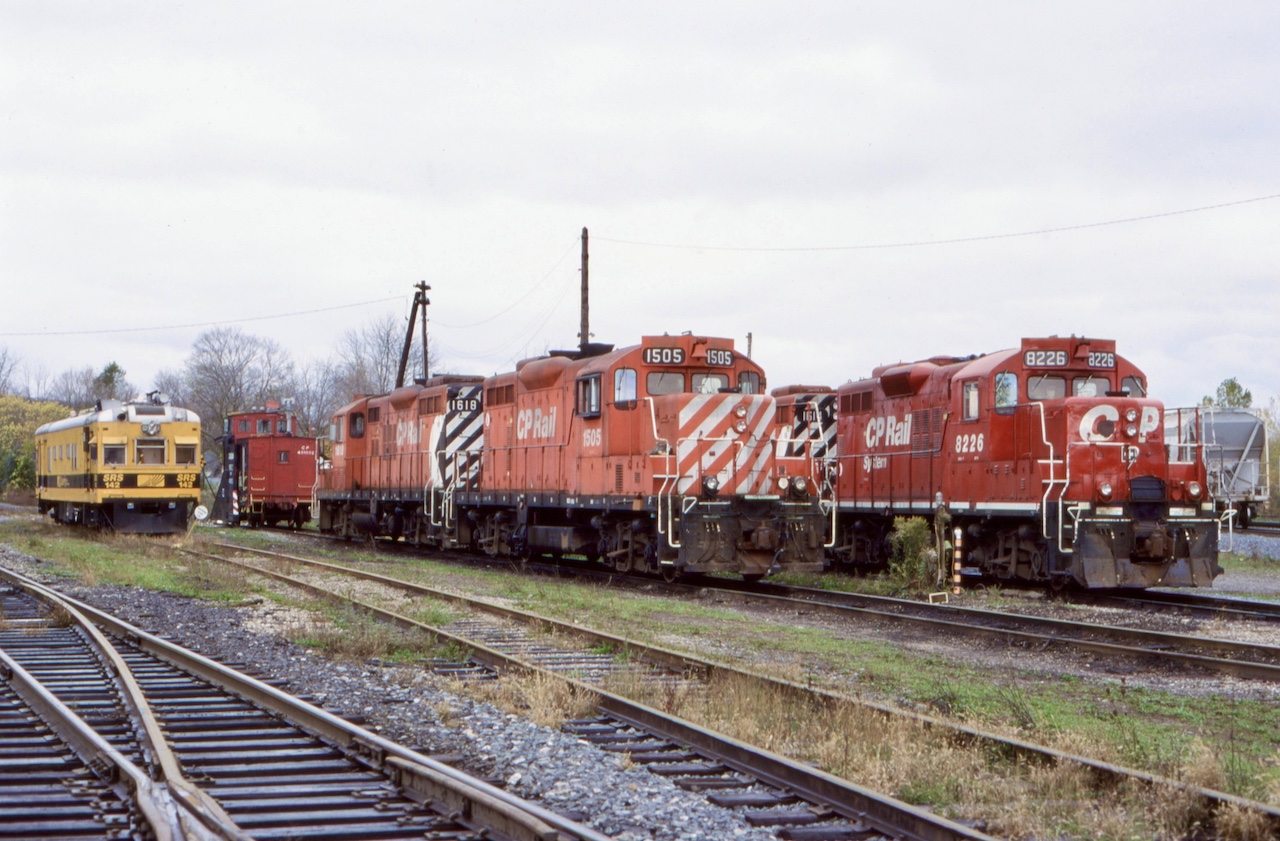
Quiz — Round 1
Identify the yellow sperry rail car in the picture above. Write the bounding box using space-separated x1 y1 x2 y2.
35 393 203 534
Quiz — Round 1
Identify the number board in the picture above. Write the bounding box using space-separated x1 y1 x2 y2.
1086 351 1115 368
1023 349 1068 368
448 397 481 412
705 349 734 366
643 347 685 365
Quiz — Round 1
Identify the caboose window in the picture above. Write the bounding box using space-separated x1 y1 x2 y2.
135 439 165 465
1122 376 1147 397
1027 375 1066 401
277 418 288 434
1073 376 1110 398
258 420 270 434
278 451 289 463
349 412 365 438
738 372 760 394
961 382 980 420
576 375 602 417
175 445 197 466
238 420 250 433
647 372 684 395
614 368 637 403
994 373 1018 414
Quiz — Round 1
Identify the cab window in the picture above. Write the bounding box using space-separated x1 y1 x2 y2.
1122 376 1146 397
614 368 637 403
961 381 980 420
349 412 365 439
994 372 1017 413
1027 374 1066 401
576 374 602 417
331 417 344 442
103 445 126 465
175 445 197 466
1073 376 1110 398
692 373 729 394
135 439 165 465
738 371 760 394
647 372 685 395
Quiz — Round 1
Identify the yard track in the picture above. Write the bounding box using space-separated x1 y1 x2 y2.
193 539 1280 838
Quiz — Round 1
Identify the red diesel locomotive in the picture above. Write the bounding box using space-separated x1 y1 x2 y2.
318 334 828 580
212 405 319 528
778 336 1221 589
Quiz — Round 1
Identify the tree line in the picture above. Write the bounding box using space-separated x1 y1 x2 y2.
0 313 436 494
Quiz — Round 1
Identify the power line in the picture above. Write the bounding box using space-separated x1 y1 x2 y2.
0 296 404 338
593 191 1280 252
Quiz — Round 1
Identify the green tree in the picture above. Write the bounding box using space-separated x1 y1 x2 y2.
1201 377 1253 408
0 395 67 497
7 454 34 491
93 362 135 401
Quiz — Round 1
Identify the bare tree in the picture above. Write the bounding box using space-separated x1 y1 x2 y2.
181 327 296 450
16 359 52 401
333 312 441 399
0 345 19 395
44 367 98 410
289 358 346 438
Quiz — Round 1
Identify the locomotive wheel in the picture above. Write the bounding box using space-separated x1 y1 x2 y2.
612 554 633 573
660 565 682 583
741 573 765 584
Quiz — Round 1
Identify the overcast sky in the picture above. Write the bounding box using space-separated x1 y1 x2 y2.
2 2 1277 409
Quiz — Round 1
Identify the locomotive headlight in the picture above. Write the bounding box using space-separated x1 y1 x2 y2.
1125 424 1138 437
702 475 720 496
793 476 808 494
1098 481 1113 501
777 476 791 491
734 405 748 418
1188 481 1202 500
734 420 748 433
1124 408 1138 423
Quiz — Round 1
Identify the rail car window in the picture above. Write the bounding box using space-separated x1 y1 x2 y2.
135 439 165 465
647 372 684 395
994 373 1018 413
1073 376 1110 398
961 382 980 420
1122 376 1147 397
614 368 637 404
738 372 761 394
576 375 602 417
175 444 197 466
1027 375 1066 401
349 412 365 439
103 445 125 465
692 373 729 394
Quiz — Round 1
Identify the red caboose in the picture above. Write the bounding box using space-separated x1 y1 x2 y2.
451 334 827 579
214 404 318 528
317 375 485 546
799 337 1220 588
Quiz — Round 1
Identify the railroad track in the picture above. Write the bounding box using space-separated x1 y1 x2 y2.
190 539 1280 838
0 573 609 841
1070 587 1280 623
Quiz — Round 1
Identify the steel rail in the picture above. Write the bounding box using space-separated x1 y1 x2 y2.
1070 588 1280 622
192 541 1280 835
188 545 997 841
0 573 246 840
0 564 607 841
0 647 187 841
703 577 1280 680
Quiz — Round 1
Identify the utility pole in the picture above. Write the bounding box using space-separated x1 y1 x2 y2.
579 227 589 353
396 281 431 389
